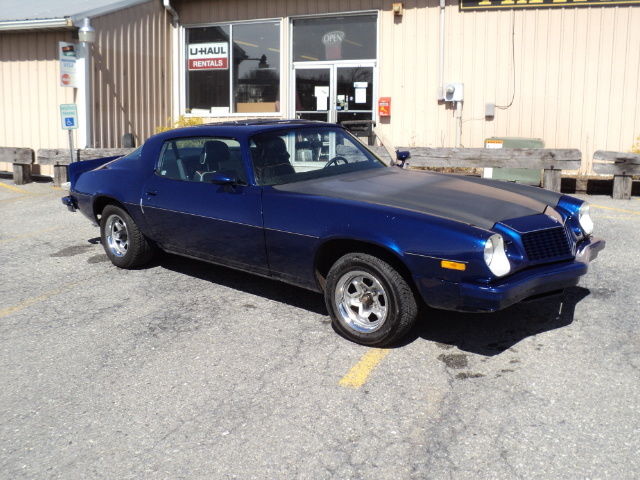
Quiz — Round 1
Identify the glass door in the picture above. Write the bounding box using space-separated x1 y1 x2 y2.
335 65 374 125
293 64 375 124
293 67 331 122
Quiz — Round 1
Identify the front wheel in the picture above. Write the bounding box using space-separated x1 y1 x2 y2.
100 205 154 269
325 253 418 346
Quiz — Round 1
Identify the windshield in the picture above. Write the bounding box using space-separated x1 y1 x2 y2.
249 126 385 186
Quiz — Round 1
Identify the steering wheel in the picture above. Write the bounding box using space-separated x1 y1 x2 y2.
323 156 349 168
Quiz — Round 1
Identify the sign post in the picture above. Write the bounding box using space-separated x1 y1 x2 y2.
60 104 79 163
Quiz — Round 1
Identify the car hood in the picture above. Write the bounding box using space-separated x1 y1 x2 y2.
274 167 563 230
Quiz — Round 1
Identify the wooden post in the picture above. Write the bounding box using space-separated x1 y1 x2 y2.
592 151 639 200
542 168 562 192
53 164 68 187
612 175 632 200
12 163 32 185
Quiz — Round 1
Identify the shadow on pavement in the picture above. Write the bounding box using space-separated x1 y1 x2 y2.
409 286 590 356
135 248 590 353
157 252 328 316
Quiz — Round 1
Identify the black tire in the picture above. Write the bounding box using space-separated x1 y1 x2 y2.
100 204 154 269
325 253 418 347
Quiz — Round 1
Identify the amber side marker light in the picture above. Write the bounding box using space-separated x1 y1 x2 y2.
441 260 466 271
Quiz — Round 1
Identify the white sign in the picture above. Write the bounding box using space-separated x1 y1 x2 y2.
59 42 78 87
60 104 79 130
188 42 228 70
355 88 367 104
485 139 504 149
314 86 329 111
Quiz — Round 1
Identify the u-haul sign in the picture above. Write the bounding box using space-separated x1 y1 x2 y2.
188 42 228 70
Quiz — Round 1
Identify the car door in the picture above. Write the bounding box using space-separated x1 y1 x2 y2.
141 136 268 274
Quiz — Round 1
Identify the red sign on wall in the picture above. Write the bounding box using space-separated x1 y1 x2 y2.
188 42 229 71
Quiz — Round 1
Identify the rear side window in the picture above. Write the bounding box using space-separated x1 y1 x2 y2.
156 137 246 183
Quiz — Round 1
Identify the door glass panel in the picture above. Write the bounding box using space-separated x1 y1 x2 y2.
294 68 330 121
292 15 377 62
336 67 373 111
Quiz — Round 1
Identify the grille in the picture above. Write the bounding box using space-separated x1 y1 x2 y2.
521 227 572 261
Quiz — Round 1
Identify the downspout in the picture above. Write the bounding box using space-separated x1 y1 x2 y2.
163 0 180 122
438 0 446 101
163 0 179 26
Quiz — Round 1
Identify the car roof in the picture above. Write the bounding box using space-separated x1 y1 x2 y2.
152 119 344 142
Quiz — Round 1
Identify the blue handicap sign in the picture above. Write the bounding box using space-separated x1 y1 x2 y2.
64 117 75 127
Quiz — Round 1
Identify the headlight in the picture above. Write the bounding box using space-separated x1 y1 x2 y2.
578 202 594 235
484 234 511 277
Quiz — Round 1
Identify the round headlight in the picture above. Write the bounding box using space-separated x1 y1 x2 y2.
578 202 593 235
484 234 511 277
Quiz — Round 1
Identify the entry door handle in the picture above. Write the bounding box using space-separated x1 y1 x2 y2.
146 190 158 196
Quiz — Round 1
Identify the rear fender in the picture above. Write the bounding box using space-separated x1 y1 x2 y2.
68 156 121 189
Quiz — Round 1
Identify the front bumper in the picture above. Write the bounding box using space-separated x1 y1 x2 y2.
416 236 605 313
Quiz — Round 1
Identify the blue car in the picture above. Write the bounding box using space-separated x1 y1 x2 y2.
62 120 604 346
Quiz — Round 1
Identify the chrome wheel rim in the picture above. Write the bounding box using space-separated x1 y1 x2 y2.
335 270 389 333
105 214 129 257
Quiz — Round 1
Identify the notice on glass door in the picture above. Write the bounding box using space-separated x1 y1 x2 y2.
314 86 329 111
355 87 367 104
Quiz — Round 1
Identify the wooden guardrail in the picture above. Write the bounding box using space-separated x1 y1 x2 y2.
37 148 135 186
592 151 640 200
398 148 583 192
1 147 35 185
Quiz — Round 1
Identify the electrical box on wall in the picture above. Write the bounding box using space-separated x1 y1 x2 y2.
444 83 464 102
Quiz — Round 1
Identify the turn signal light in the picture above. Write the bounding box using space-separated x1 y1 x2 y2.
441 260 466 271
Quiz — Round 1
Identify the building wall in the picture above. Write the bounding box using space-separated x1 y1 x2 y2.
90 0 173 148
175 0 640 172
0 30 77 173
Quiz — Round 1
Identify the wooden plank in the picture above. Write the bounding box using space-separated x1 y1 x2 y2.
592 150 640 175
12 163 31 185
37 149 77 165
78 148 135 161
613 175 633 200
0 147 34 164
400 148 582 170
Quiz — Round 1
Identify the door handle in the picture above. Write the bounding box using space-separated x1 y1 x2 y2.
146 190 158 196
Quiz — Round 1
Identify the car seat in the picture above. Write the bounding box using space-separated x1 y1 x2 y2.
255 136 295 184
194 140 230 181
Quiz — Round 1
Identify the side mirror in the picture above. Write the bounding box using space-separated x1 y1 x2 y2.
208 172 236 185
396 150 410 161
395 150 410 168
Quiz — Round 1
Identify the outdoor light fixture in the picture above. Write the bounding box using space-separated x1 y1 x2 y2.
78 18 95 43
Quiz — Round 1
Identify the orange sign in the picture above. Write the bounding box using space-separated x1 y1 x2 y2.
378 97 391 117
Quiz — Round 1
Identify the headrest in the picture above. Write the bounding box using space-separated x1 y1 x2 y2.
259 136 290 165
201 140 230 166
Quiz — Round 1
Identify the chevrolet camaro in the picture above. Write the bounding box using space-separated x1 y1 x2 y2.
62 120 604 346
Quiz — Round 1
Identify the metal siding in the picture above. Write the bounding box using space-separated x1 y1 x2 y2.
0 31 76 173
90 0 172 148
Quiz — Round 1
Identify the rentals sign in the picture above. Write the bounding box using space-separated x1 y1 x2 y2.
187 42 229 70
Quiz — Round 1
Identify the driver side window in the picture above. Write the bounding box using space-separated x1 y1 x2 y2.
156 137 246 183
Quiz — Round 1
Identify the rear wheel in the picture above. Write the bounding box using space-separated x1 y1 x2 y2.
100 205 154 268
325 253 418 346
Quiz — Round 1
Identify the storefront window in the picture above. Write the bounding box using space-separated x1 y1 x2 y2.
185 21 280 115
292 15 376 62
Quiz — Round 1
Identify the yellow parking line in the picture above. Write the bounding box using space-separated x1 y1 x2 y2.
0 226 65 244
0 182 31 194
0 283 76 319
339 348 390 388
591 204 640 215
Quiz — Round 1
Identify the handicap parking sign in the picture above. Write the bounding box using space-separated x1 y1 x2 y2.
60 104 78 130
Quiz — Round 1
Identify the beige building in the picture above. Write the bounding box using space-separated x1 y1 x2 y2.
1 0 639 175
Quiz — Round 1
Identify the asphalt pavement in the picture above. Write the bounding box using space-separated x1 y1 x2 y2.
0 179 638 479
